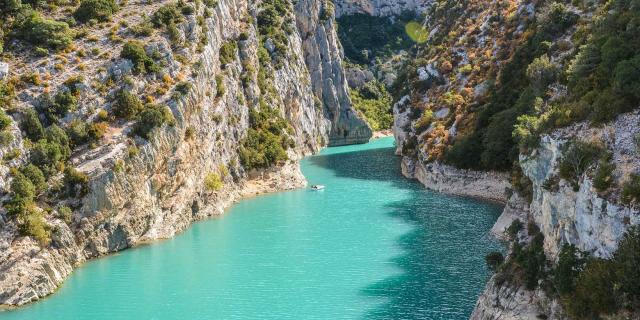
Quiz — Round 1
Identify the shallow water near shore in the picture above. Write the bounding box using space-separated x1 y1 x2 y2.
1 137 503 319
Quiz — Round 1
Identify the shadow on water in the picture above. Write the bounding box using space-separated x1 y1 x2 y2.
309 146 408 185
311 144 504 320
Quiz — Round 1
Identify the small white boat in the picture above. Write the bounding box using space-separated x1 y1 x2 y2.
310 185 325 191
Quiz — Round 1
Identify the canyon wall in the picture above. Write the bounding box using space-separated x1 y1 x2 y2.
0 0 369 306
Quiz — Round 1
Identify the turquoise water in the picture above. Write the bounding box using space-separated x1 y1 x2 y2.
1 137 503 320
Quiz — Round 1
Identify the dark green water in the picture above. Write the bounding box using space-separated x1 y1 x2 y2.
1 137 503 319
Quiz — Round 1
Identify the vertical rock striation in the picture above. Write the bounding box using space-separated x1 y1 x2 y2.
296 0 372 146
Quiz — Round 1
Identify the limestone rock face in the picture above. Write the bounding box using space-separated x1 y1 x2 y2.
334 0 433 17
471 111 640 320
521 112 640 259
470 272 565 320
296 0 372 146
401 157 510 203
0 62 8 80
0 0 369 306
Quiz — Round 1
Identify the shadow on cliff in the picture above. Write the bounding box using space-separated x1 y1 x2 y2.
310 144 504 319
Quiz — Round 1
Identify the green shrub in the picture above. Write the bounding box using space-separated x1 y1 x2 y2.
612 226 640 310
57 206 73 224
20 209 50 246
45 124 71 158
526 54 558 93
67 119 89 146
113 89 143 119
621 174 640 205
215 74 225 97
558 141 602 191
485 251 505 271
349 81 393 131
63 166 89 198
593 157 615 193
30 127 71 177
553 244 587 295
565 258 617 319
204 0 218 7
14 10 73 50
74 0 119 23
20 164 46 195
173 81 191 98
444 133 483 170
0 109 12 131
131 19 154 37
151 4 183 28
219 40 237 68
239 106 291 170
21 109 44 141
133 104 174 139
40 90 77 123
121 41 159 74
506 219 523 239
10 172 35 201
204 172 223 191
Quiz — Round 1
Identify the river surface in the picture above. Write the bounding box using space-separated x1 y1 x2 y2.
1 137 503 320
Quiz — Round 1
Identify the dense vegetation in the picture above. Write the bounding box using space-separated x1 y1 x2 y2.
556 227 640 319
239 106 292 170
256 0 293 68
74 0 119 23
349 81 393 131
336 12 417 64
444 2 579 171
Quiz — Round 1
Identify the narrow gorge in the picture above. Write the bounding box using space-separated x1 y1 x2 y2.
1 0 640 319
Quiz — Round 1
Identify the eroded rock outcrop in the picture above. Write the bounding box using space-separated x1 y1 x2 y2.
296 0 372 146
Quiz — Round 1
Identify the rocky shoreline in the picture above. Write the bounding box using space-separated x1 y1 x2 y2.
0 160 309 308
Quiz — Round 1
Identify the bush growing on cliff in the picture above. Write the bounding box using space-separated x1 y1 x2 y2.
553 244 587 295
558 140 602 191
239 106 291 170
21 109 44 142
13 9 73 50
553 227 640 319
20 208 50 246
133 104 174 139
113 89 143 120
39 90 78 124
593 156 615 193
20 164 46 195
63 166 89 198
121 41 159 75
349 81 393 131
204 172 223 191
485 251 504 271
219 40 237 68
621 174 640 206
152 4 184 28
215 74 225 97
74 0 119 23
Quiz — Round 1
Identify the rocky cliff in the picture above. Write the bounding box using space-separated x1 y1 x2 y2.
470 111 640 320
0 0 369 306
